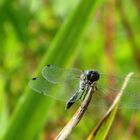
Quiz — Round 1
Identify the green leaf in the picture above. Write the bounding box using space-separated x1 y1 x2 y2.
2 0 103 140
87 72 134 140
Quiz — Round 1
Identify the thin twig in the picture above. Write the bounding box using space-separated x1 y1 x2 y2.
55 87 93 140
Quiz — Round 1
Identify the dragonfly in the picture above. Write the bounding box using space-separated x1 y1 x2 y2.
29 64 140 109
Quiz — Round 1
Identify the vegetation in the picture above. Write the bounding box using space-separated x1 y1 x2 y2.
0 0 140 140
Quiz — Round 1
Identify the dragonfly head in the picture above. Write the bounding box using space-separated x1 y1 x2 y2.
86 70 100 83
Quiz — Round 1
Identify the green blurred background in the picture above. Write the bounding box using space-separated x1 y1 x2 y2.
0 0 140 140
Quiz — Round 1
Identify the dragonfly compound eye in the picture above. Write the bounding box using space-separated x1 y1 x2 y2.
86 70 100 82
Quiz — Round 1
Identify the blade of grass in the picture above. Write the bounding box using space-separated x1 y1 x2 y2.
2 0 103 140
87 72 134 140
0 78 8 139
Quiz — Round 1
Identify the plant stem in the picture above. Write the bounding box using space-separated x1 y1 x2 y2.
55 87 93 140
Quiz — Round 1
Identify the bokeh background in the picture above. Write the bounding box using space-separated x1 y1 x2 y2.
0 0 140 140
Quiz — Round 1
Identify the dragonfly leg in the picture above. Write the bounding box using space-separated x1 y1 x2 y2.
80 85 95 101
79 89 86 101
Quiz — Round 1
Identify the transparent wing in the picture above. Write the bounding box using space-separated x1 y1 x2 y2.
28 76 80 102
119 75 140 109
90 73 140 109
41 65 82 83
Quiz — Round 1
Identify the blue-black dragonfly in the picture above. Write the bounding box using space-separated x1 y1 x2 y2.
29 65 140 109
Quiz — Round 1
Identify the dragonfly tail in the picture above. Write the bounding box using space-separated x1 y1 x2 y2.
66 101 75 109
66 91 79 109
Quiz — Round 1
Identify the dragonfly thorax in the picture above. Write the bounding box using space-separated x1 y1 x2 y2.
79 70 99 91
